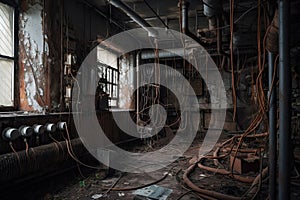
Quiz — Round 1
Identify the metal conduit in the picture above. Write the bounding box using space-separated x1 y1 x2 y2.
278 0 291 199
268 52 277 200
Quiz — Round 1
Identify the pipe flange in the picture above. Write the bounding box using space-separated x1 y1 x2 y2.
19 126 34 137
45 123 57 133
33 124 46 135
2 128 20 141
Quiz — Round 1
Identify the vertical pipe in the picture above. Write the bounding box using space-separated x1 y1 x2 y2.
217 17 223 55
181 0 189 34
136 52 140 124
195 10 198 32
179 0 205 46
278 0 291 199
60 0 64 111
268 52 277 200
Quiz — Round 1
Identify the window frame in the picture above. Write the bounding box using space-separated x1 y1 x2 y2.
105 64 119 108
0 0 19 111
96 61 120 108
97 45 120 108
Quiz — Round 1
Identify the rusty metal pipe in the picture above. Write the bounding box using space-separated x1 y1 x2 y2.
198 158 255 183
183 164 242 200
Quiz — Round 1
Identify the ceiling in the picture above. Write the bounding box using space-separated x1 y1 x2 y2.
86 0 208 32
85 0 263 36
84 0 300 51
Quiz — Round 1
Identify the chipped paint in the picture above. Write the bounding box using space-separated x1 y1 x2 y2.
119 55 134 109
19 1 46 112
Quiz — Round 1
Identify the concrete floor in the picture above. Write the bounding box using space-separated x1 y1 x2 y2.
2 132 300 200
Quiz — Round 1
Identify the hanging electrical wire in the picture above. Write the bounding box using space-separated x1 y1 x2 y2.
230 0 237 121
9 142 22 174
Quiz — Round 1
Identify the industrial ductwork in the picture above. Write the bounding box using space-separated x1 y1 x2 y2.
202 0 225 55
179 0 205 45
203 0 222 17
107 0 158 37
202 0 223 32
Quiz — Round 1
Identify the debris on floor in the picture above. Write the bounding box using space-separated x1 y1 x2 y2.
133 185 173 200
91 194 103 199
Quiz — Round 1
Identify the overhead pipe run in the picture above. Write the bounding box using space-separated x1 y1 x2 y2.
83 0 126 31
107 0 158 37
141 48 191 59
278 0 291 199
141 46 256 60
143 0 169 29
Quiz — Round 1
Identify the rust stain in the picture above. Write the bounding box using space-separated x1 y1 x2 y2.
19 42 30 111
19 0 49 112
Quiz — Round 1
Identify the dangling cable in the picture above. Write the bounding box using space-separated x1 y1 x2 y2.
9 142 21 173
24 138 29 159
230 0 237 121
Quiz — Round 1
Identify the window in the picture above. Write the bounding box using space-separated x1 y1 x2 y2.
97 47 119 107
0 1 15 107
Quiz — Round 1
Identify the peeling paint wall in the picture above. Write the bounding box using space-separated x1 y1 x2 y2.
19 0 48 112
119 54 135 109
17 0 123 112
